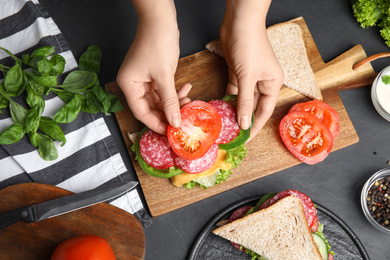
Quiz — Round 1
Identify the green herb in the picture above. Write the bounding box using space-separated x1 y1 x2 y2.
225 144 247 168
351 0 390 47
0 124 26 145
382 75 390 84
0 45 123 160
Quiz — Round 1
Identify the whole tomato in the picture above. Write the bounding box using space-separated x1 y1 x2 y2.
51 235 116 260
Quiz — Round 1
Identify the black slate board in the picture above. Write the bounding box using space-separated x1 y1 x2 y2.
188 195 370 260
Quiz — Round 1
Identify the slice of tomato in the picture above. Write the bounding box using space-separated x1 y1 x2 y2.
289 100 339 139
280 111 333 165
167 100 222 160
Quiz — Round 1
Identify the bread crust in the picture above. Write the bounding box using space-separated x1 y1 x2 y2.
205 21 322 101
212 196 323 260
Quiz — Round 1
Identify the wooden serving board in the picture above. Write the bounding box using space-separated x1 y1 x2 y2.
0 183 145 260
106 17 377 217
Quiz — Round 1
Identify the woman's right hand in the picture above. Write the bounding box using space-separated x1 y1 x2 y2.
117 0 190 135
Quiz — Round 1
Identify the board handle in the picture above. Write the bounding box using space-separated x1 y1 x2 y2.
353 52 390 70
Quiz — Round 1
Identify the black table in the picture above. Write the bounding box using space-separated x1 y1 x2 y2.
39 0 390 259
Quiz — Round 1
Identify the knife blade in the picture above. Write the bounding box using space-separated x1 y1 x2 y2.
0 181 138 229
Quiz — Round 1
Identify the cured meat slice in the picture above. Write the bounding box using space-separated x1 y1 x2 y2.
139 129 175 169
262 189 319 233
173 144 219 173
228 206 253 223
208 100 240 144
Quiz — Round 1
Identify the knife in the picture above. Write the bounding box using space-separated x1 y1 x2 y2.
0 181 138 229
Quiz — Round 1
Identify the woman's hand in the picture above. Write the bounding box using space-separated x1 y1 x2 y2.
117 0 190 135
220 0 284 138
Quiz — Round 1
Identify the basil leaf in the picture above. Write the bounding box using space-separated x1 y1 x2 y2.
37 57 53 76
109 95 123 113
26 85 45 115
80 91 99 114
37 133 58 161
0 84 10 112
0 47 23 63
50 54 66 75
29 132 38 147
29 81 45 95
9 100 29 125
382 75 390 85
93 85 111 114
54 90 75 103
61 70 98 93
53 94 81 123
39 116 66 145
26 71 58 88
22 53 30 64
31 55 65 76
25 106 40 133
28 56 45 72
4 63 27 96
0 94 10 111
30 46 55 58
0 124 26 145
79 45 102 74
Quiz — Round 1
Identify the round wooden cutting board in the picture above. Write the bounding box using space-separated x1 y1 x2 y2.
0 183 145 260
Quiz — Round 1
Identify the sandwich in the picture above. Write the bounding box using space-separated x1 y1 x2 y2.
131 96 250 189
212 190 334 260
206 22 322 101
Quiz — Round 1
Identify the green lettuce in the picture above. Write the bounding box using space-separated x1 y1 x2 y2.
315 223 335 256
184 143 247 189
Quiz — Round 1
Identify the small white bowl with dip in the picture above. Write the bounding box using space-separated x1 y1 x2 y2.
372 66 390 122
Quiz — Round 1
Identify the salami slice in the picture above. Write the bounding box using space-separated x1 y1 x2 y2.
228 206 253 223
139 129 175 169
266 189 319 233
208 100 240 144
173 144 219 173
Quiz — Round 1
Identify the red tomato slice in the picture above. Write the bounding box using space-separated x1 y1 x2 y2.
51 235 116 260
289 100 339 139
280 111 333 165
167 101 222 160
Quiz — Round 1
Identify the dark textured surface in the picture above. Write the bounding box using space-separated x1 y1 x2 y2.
38 1 390 259
189 196 369 260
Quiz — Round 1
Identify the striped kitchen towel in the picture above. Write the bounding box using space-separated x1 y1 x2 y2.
0 0 152 228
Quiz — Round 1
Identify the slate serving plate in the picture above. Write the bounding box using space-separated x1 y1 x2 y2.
188 195 370 260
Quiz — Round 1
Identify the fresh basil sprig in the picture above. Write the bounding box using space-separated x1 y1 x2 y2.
0 45 123 160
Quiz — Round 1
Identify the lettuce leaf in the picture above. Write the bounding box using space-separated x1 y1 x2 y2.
185 169 232 190
315 222 334 256
240 245 268 260
225 144 247 168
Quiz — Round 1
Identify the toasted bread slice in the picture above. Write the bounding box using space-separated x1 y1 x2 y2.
206 22 322 101
212 196 323 260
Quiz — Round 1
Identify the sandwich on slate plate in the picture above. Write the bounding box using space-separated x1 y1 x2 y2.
131 95 250 189
212 190 334 260
206 21 322 101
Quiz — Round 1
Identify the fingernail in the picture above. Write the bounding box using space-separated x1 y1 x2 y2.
171 113 181 128
239 116 250 130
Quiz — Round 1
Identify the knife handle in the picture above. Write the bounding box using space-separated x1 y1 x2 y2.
0 207 35 229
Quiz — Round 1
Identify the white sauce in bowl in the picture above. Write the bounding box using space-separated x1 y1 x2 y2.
372 66 390 122
376 73 390 114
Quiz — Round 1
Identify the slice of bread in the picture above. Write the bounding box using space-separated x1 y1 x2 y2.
206 22 323 101
212 196 323 260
